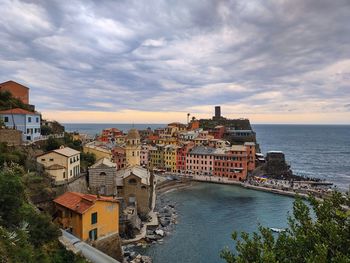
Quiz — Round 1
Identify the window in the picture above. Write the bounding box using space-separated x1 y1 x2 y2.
49 158 54 161
41 158 45 161
89 228 98 241
128 178 137 185
4 116 8 122
91 212 97 224
63 172 66 178
28 117 31 123
36 117 39 123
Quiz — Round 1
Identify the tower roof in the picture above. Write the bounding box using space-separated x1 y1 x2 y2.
126 128 140 139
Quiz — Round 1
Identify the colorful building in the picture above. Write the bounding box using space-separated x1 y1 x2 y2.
213 146 248 181
140 144 151 167
244 142 256 172
54 192 119 241
186 146 215 176
125 128 141 166
149 144 165 169
176 141 194 173
164 145 178 173
112 146 126 170
98 128 124 143
83 142 113 161
37 147 80 183
0 80 29 104
0 108 41 142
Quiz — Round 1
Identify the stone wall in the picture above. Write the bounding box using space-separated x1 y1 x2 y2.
0 129 22 146
54 175 89 196
89 167 116 196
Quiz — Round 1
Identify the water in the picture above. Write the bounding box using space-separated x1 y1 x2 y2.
64 123 350 262
137 183 295 263
64 123 350 190
252 125 350 191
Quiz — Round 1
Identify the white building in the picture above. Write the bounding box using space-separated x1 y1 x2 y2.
37 147 81 183
0 108 41 141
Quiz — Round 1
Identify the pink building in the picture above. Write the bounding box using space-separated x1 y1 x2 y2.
186 146 215 176
140 144 150 167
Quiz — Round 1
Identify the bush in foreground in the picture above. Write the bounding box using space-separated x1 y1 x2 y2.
221 192 350 263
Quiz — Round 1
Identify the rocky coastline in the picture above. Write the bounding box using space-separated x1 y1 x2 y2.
122 180 189 262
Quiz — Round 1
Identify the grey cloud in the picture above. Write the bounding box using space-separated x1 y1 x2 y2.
0 0 349 115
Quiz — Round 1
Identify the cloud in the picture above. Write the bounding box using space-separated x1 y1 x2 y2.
0 0 349 123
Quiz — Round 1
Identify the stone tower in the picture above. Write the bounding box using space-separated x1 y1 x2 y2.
125 128 141 166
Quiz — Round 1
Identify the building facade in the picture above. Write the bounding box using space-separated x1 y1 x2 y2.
54 192 119 241
0 80 29 104
0 108 41 142
125 128 141 166
37 147 81 182
89 158 117 196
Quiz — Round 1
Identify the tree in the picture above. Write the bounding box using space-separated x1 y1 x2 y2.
41 125 53 135
45 136 61 151
0 166 25 227
221 192 350 263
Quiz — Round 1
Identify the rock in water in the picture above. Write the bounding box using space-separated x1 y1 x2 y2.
155 229 164 237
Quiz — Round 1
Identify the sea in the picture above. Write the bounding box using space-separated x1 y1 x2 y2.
64 123 350 263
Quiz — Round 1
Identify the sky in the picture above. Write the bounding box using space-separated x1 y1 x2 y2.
0 0 350 124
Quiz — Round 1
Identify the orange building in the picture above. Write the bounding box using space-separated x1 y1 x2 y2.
53 192 119 241
244 142 256 172
0 80 29 104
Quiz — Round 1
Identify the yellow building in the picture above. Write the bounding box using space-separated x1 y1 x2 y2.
83 142 112 161
164 145 177 172
125 128 141 166
37 147 80 182
54 192 119 241
149 144 164 169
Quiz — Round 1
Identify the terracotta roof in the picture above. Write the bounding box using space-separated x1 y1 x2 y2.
53 192 117 214
0 108 38 115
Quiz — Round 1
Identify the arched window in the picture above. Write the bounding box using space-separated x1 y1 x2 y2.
132 151 135 156
100 172 106 176
128 178 137 185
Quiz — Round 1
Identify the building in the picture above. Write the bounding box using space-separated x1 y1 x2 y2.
149 144 165 169
0 108 41 142
176 141 194 173
98 128 124 143
214 106 221 119
0 80 29 104
89 158 117 196
244 142 256 172
37 147 81 183
213 146 248 181
164 145 178 173
0 108 41 141
125 128 141 166
54 192 119 241
112 146 126 170
115 166 154 216
140 144 151 167
83 142 113 161
186 146 216 176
